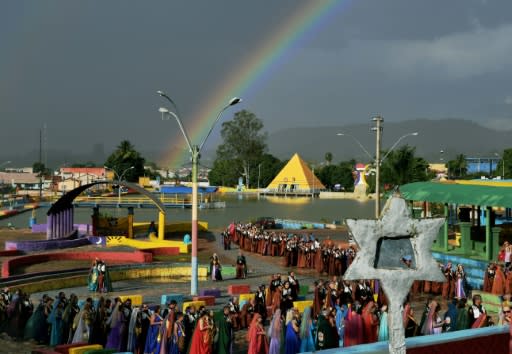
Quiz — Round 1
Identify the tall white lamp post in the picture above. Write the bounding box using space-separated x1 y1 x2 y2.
158 90 241 296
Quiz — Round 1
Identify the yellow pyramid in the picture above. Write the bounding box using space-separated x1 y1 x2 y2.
267 153 325 192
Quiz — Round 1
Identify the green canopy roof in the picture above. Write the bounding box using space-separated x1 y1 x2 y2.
399 181 512 208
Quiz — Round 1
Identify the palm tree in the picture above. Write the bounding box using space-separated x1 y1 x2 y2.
380 145 429 188
325 152 333 166
448 154 467 178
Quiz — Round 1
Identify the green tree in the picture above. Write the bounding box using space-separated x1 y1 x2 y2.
447 153 468 178
208 159 241 187
324 152 333 166
317 161 355 191
32 162 50 176
104 140 145 182
214 110 267 188
253 154 284 188
380 145 430 188
496 149 512 179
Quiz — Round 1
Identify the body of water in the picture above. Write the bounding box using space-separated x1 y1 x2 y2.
0 194 375 230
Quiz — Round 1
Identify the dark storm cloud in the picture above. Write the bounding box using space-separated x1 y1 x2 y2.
1 0 512 166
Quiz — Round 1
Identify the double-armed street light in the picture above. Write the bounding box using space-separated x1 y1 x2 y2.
337 118 418 218
104 165 134 204
158 90 241 296
495 152 505 179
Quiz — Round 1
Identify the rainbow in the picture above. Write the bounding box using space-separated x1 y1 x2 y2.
160 0 351 168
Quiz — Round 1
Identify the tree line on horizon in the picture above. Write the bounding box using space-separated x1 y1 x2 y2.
27 110 512 191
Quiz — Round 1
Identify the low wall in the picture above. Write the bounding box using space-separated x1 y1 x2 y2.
319 191 374 200
31 223 93 234
307 325 509 354
2 250 153 278
5 236 90 252
13 263 209 294
144 247 180 256
0 250 23 257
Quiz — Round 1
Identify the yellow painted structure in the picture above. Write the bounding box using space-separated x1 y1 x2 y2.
15 264 209 294
139 176 151 187
183 300 206 311
120 294 143 306
69 344 103 354
104 220 208 252
106 235 190 253
455 179 512 187
131 221 208 236
239 293 255 303
267 153 325 191
158 211 165 240
293 300 313 314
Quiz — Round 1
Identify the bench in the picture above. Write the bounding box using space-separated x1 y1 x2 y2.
161 294 184 306
68 345 103 354
293 300 313 314
299 284 309 296
182 300 206 311
119 294 143 306
238 293 255 307
82 350 116 354
192 295 215 306
199 288 221 297
228 284 250 295
54 342 89 354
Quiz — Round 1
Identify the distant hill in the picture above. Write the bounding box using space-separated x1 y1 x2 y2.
266 119 512 163
3 118 511 169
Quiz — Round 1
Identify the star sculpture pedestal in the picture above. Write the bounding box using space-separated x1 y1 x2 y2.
344 195 445 354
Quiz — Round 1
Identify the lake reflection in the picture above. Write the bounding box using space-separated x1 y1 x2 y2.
1 194 375 229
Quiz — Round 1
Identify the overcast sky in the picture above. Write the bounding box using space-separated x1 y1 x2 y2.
2 0 512 166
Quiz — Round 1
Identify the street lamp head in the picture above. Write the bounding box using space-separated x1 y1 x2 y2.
336 133 344 136
158 107 169 114
129 166 135 170
228 97 242 106
411 132 419 136
156 90 165 96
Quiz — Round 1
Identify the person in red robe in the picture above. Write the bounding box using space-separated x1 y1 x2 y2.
313 281 324 318
492 264 506 296
271 285 282 315
506 269 512 295
229 222 236 242
483 263 496 293
344 303 364 347
247 313 269 354
240 298 256 329
423 281 431 294
361 301 379 344
411 280 422 296
189 310 213 354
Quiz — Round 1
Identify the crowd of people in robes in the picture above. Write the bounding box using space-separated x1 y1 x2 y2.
225 222 357 276
0 288 239 354
213 221 512 353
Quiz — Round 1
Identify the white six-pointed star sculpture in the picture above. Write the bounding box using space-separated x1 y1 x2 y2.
344 195 445 354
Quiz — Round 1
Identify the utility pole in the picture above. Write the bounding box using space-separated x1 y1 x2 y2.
372 115 383 218
39 128 43 200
